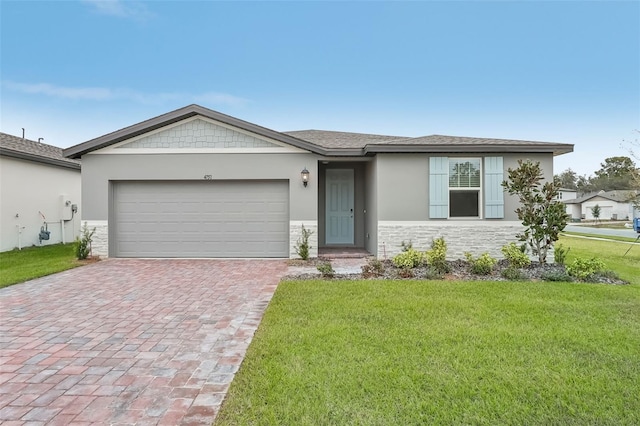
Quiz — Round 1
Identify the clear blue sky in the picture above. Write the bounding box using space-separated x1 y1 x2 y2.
1 0 638 177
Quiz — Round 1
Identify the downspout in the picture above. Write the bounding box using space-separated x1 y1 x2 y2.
61 219 65 244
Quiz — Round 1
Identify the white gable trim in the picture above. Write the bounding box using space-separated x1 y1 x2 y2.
92 115 308 154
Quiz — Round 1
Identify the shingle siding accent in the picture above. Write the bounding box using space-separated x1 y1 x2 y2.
289 221 318 259
377 221 537 261
118 119 279 149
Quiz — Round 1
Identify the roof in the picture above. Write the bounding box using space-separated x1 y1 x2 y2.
64 104 574 158
0 132 81 170
563 189 640 204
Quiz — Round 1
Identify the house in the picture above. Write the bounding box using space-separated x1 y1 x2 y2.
0 132 81 252
564 189 639 221
63 104 573 259
556 188 578 216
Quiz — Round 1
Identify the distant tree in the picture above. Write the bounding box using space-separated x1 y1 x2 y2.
502 160 568 264
622 130 640 210
591 204 601 224
576 174 594 196
590 156 637 191
555 168 578 190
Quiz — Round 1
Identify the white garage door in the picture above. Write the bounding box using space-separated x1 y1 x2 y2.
112 181 289 258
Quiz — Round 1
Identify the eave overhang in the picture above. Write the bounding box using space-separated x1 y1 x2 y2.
0 147 81 170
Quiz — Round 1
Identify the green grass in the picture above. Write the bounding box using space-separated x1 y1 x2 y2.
559 235 640 284
216 238 640 425
562 231 639 243
0 243 80 288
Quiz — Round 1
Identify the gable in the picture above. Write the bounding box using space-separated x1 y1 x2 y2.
94 116 306 154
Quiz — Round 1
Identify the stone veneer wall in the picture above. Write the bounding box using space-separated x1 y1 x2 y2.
289 221 318 259
376 221 553 262
83 220 109 258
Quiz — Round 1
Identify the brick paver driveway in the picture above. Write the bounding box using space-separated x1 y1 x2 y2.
0 259 287 425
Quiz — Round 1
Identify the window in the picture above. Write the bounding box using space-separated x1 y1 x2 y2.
449 158 481 217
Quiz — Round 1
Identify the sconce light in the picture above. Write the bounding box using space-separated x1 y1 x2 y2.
301 167 310 187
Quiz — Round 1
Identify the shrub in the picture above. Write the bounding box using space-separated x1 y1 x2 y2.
361 258 385 278
317 261 335 278
465 252 497 275
75 222 96 260
400 240 413 252
294 224 313 260
501 266 526 280
588 270 622 283
567 257 606 280
502 160 568 263
553 244 570 265
425 237 450 274
501 242 531 268
541 270 573 282
392 249 424 269
397 268 415 279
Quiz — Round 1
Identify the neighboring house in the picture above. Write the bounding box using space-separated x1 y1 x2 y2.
0 132 81 252
557 188 578 216
564 190 640 221
63 104 573 260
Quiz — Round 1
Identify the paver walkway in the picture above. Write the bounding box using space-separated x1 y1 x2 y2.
0 259 287 425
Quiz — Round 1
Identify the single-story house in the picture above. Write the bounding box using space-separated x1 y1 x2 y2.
564 189 639 221
63 104 573 259
0 132 81 252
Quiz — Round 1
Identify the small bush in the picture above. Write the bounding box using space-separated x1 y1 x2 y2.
392 249 424 269
422 267 444 280
541 270 573 282
567 257 606 281
400 240 413 252
75 222 96 260
553 244 570 265
294 225 313 260
362 258 385 278
465 252 497 275
396 268 415 279
425 237 450 274
586 270 621 283
501 266 526 280
501 242 531 268
317 261 335 278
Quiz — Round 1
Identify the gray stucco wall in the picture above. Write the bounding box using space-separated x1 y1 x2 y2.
375 153 554 222
81 152 318 221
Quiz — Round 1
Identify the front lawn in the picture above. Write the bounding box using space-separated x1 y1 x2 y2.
0 243 80 288
216 236 640 425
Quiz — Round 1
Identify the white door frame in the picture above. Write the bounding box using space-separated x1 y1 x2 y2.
325 169 354 245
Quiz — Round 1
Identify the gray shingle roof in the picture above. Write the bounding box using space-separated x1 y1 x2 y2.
63 104 574 158
564 189 640 204
0 132 81 169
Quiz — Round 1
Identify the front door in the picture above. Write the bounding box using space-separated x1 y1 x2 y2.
326 169 354 244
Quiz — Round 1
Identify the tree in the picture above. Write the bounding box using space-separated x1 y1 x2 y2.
590 156 638 191
555 168 578 190
622 130 640 210
591 204 601 224
502 160 568 264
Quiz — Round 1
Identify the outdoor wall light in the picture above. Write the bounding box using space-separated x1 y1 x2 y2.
301 167 310 187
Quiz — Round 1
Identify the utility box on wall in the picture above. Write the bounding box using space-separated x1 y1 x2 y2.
60 194 73 221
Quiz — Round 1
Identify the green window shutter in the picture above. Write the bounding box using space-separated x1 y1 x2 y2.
484 156 504 218
429 157 449 218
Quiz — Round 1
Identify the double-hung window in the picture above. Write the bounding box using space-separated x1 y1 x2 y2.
449 158 481 217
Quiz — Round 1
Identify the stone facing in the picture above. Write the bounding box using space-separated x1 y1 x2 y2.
289 221 318 259
83 220 109 258
117 119 278 149
377 221 533 261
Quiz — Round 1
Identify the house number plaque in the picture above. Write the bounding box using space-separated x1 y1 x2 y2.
203 175 213 180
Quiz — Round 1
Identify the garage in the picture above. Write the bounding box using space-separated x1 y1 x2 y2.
112 180 289 258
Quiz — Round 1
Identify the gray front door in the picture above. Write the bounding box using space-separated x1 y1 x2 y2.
112 180 289 258
325 169 354 244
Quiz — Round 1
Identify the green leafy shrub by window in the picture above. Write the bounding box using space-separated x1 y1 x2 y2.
501 242 531 268
317 261 335 278
425 237 450 274
392 249 424 269
75 222 96 260
567 257 606 280
465 252 497 275
294 224 313 260
362 258 385 278
553 244 570 265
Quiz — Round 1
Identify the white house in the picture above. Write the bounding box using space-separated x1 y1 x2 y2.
564 190 639 221
0 132 81 252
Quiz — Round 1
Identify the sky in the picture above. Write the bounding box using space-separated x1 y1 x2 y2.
1 0 639 177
